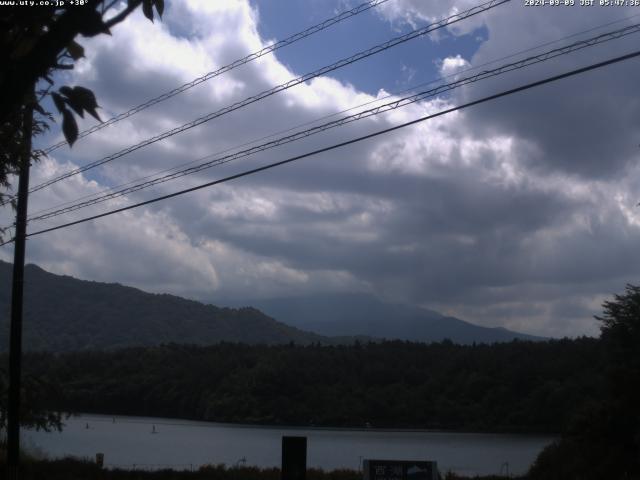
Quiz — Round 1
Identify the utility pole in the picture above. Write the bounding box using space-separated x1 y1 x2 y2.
7 91 34 480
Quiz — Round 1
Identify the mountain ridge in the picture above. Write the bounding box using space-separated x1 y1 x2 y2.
234 293 546 344
0 260 325 352
0 260 544 352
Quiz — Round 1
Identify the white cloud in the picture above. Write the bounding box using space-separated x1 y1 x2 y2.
376 0 490 35
438 54 470 77
2 0 639 338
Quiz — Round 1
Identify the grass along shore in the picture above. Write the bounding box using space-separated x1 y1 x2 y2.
2 458 522 480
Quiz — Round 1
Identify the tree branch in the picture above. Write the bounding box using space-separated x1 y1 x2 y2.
103 0 122 16
0 0 144 124
103 0 142 29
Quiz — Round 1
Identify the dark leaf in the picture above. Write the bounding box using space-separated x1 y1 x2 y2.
60 86 102 121
67 40 85 60
85 107 102 122
59 86 73 97
72 86 101 122
64 99 84 118
71 86 98 110
59 86 84 118
142 0 154 22
78 9 110 36
34 104 46 116
51 93 65 114
61 109 79 146
153 0 164 19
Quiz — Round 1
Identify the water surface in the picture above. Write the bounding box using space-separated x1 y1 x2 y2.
25 414 554 477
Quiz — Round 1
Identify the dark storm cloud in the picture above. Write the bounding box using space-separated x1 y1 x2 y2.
451 4 640 179
5 0 639 338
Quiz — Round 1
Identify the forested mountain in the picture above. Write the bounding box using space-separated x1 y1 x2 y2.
22 338 602 433
0 261 324 352
2 261 543 353
237 294 546 344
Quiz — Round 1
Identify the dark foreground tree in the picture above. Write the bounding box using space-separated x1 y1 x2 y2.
0 0 164 434
0 0 164 211
529 284 640 480
0 366 64 435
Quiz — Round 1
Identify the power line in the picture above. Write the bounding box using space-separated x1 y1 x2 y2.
0 48 635 246
51 4 635 158
24 22 640 224
42 0 393 154
10 11 640 224
24 0 509 197
25 12 640 221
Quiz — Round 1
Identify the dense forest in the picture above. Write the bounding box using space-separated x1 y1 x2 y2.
3 285 638 478
16 338 602 433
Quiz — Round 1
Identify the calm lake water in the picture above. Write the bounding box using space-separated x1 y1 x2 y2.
24 414 554 477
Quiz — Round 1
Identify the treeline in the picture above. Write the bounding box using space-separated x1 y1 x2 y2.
19 338 603 433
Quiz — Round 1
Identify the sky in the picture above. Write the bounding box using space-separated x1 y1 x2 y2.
2 0 640 338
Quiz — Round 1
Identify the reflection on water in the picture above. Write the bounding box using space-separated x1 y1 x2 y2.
25 414 554 476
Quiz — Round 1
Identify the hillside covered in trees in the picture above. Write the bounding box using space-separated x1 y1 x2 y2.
19 338 602 433
0 261 544 351
0 261 325 351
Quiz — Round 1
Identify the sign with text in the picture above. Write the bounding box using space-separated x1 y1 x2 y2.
363 460 438 480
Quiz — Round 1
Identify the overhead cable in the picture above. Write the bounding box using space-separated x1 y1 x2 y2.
0 48 634 246
25 22 640 223
26 11 640 220
42 0 393 154
25 0 510 197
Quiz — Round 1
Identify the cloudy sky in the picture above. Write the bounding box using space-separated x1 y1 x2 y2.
2 0 640 338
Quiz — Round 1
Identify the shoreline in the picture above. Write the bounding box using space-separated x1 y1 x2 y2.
64 412 559 437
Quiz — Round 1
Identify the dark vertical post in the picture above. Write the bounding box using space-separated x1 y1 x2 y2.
7 94 33 479
282 436 307 480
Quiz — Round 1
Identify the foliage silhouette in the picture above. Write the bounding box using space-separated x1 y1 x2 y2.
0 0 165 429
0 0 164 215
529 284 640 480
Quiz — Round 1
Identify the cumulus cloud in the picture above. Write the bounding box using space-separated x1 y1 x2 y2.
438 54 470 77
2 0 640 338
376 0 488 36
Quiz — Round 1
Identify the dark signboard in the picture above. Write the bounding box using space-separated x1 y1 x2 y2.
363 460 438 480
282 436 307 480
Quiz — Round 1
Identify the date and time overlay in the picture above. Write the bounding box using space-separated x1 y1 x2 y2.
526 0 640 6
1 0 639 8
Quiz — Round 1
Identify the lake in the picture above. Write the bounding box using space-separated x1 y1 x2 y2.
24 414 554 477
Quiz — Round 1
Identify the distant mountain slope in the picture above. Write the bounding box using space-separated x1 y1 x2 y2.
238 293 546 344
0 261 324 352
